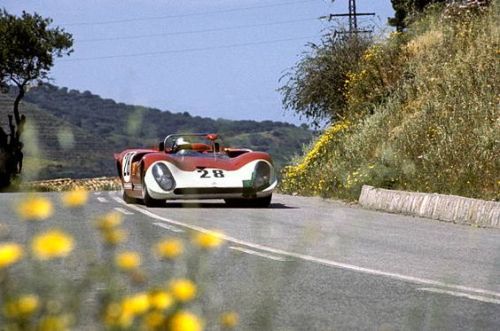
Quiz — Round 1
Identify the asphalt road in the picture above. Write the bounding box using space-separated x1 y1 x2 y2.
1 192 499 330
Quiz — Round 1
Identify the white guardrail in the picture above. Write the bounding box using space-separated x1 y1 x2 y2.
359 185 500 228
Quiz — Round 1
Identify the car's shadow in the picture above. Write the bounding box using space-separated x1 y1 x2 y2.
163 202 295 209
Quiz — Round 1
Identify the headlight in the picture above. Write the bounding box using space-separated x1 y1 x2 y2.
253 162 271 189
152 163 175 191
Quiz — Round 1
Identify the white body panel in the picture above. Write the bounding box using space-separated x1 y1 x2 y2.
144 159 276 200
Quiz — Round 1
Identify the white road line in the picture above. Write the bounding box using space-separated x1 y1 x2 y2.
230 246 290 262
113 199 500 300
153 222 185 233
97 197 108 203
113 207 135 216
417 287 500 305
94 192 102 196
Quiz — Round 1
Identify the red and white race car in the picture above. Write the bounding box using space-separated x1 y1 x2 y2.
114 133 277 207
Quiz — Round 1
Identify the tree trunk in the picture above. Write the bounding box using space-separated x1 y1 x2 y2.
0 86 26 190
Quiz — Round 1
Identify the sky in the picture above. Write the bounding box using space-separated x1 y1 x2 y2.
3 0 394 125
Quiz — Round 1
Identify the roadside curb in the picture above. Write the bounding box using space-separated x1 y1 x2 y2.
358 185 500 228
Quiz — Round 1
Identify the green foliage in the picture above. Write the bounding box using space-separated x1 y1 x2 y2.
389 0 447 30
281 3 499 201
0 9 73 89
279 33 372 127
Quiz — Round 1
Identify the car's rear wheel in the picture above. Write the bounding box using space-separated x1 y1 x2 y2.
122 190 136 204
225 195 272 208
142 180 166 207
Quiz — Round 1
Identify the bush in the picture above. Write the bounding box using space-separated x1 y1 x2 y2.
281 2 499 201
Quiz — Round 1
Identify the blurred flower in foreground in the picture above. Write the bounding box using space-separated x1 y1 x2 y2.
170 311 204 331
169 279 197 302
61 188 88 207
95 211 122 230
38 314 73 331
31 230 74 260
102 228 128 246
154 238 183 260
122 293 150 316
16 196 53 221
193 231 224 249
115 251 141 271
0 242 23 269
148 289 173 310
220 311 239 329
3 294 39 318
143 311 165 329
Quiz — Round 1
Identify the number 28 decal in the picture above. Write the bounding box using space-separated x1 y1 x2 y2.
197 169 225 178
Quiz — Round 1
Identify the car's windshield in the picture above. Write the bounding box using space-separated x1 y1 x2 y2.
164 134 226 157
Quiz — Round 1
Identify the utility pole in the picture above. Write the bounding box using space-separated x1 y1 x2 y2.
321 0 375 36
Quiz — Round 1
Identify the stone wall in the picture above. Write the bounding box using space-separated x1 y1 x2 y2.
359 185 500 228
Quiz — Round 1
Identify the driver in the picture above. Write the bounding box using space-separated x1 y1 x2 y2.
174 137 191 153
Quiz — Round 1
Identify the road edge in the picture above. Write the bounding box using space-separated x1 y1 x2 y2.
358 185 500 228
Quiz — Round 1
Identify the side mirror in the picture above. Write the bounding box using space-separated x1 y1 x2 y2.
158 141 165 151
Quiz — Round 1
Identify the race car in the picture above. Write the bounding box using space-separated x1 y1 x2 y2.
114 133 277 207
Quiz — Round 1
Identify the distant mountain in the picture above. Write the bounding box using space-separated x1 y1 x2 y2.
0 84 312 180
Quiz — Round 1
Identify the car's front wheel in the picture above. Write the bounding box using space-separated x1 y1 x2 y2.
142 180 166 207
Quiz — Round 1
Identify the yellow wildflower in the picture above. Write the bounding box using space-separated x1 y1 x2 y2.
31 230 74 260
143 311 165 329
148 290 173 310
104 302 133 328
115 251 141 271
101 228 128 246
0 243 23 269
122 293 150 316
16 196 53 221
3 294 39 318
170 311 203 331
154 238 183 259
38 314 72 331
192 231 224 249
220 312 239 329
169 279 197 302
61 188 88 207
95 211 122 230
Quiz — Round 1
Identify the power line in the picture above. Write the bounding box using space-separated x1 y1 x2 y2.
61 0 319 26
78 17 319 43
59 35 318 62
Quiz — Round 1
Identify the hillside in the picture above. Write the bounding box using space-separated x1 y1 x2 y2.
281 2 499 201
0 85 312 180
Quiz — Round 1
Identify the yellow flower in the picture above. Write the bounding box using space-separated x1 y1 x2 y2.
3 294 39 318
61 188 88 207
104 302 133 328
16 196 53 221
122 293 150 316
0 243 23 269
192 231 224 249
220 312 239 329
95 211 122 230
169 279 197 302
38 314 72 331
31 230 74 260
148 290 173 310
143 311 165 329
154 238 183 259
101 228 128 246
115 251 141 271
170 311 203 331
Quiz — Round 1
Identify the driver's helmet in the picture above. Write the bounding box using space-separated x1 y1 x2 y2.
175 137 189 145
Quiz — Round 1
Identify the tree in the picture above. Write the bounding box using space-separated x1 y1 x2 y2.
279 32 371 127
388 0 447 31
0 9 73 189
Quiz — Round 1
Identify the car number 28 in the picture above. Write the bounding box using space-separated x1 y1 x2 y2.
197 169 225 178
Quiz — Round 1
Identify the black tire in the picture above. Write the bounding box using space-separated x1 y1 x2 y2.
142 181 166 207
122 190 136 204
225 195 272 208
